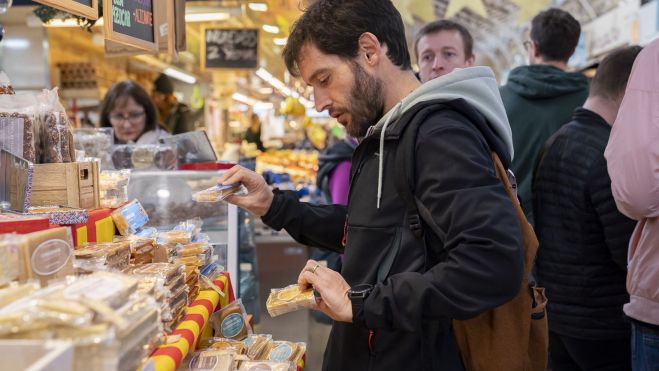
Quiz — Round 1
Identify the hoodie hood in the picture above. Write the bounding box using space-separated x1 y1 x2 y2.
505 65 589 99
369 66 513 208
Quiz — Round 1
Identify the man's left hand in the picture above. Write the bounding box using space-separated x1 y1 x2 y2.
298 259 352 322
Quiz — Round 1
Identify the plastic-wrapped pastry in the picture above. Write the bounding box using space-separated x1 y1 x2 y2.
210 337 248 354
111 199 149 236
0 234 23 286
111 145 133 169
243 334 273 360
131 146 155 169
189 350 236 371
211 299 252 341
238 360 294 371
266 285 316 317
192 183 244 203
265 341 306 364
59 271 138 309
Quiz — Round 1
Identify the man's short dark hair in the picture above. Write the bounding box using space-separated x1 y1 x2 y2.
283 0 411 77
530 8 581 62
414 20 473 61
590 45 642 101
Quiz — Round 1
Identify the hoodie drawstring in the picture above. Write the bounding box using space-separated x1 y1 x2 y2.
377 103 402 209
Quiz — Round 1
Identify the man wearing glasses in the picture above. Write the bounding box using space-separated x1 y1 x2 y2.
500 8 589 225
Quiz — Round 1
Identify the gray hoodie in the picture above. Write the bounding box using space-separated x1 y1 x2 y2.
366 66 513 208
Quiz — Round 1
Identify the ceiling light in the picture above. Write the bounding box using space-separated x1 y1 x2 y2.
185 12 231 22
273 38 287 46
262 24 279 34
164 68 197 84
258 87 274 94
2 38 30 49
248 3 268 12
45 18 104 27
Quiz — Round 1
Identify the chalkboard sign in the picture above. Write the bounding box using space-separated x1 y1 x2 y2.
34 0 98 20
103 0 158 52
202 28 259 69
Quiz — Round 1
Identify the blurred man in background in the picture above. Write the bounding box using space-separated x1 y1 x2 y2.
534 45 642 371
152 73 194 134
500 8 589 224
414 20 475 82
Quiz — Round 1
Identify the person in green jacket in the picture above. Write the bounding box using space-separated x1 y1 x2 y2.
500 8 589 224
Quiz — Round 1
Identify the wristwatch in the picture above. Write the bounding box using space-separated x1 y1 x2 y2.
348 284 373 321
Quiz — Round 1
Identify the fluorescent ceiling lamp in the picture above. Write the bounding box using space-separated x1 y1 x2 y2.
256 67 315 107
2 38 30 49
273 38 287 46
258 87 274 94
262 24 280 34
164 67 197 84
185 12 230 22
45 18 104 27
248 2 268 11
232 92 274 109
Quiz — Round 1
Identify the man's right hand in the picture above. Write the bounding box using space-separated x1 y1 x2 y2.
219 165 274 216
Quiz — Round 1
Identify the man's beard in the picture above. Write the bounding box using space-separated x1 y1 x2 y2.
345 62 384 138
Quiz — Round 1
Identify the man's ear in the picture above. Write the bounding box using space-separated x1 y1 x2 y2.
465 54 476 67
358 32 382 66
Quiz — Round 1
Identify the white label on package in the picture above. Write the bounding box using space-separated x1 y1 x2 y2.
31 239 72 276
0 116 24 159
63 275 126 301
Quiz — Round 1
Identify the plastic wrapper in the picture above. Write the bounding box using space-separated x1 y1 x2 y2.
0 281 40 309
265 341 306 364
38 88 73 163
244 334 273 360
99 170 131 208
0 92 39 163
165 230 192 245
193 183 244 203
210 337 248 354
60 271 138 309
110 143 177 171
111 199 149 236
178 242 209 257
129 262 184 283
266 285 316 317
0 234 23 286
0 71 15 95
73 127 113 168
238 361 294 371
73 240 131 273
211 299 252 341
189 349 236 371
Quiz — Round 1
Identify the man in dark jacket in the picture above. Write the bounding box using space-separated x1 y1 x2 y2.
533 46 642 370
152 73 194 134
500 8 589 224
220 1 523 370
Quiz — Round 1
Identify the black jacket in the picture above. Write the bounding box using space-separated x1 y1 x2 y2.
263 99 524 370
533 108 636 339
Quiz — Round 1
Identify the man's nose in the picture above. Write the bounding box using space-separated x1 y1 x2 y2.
314 89 331 113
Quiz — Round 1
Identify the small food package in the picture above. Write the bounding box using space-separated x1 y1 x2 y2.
0 281 40 309
0 71 15 95
266 285 316 317
265 341 306 364
16 227 74 286
238 361 295 371
192 183 244 203
111 199 149 236
0 92 39 163
244 334 273 360
110 143 178 171
99 169 131 208
211 299 252 341
59 271 139 309
73 127 114 168
0 234 23 286
38 88 73 163
189 349 236 371
73 240 131 273
210 337 248 354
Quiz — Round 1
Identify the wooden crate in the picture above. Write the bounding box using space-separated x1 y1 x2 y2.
28 161 100 210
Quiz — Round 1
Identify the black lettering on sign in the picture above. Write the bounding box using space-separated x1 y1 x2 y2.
204 28 259 69
112 0 154 43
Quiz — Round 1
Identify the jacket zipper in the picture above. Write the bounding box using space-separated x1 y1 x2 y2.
342 218 348 247
368 329 375 371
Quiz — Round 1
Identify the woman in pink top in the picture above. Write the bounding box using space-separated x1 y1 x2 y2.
604 38 659 370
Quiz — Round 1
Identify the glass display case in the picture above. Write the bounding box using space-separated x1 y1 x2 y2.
127 169 260 317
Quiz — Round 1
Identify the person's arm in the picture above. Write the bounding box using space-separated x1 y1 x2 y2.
299 115 524 326
605 51 659 220
220 166 345 252
589 156 637 270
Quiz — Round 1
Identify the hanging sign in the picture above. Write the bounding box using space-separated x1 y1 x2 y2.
103 0 158 52
202 28 259 69
34 0 99 20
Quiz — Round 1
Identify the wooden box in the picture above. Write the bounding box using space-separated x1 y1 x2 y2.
11 161 100 210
